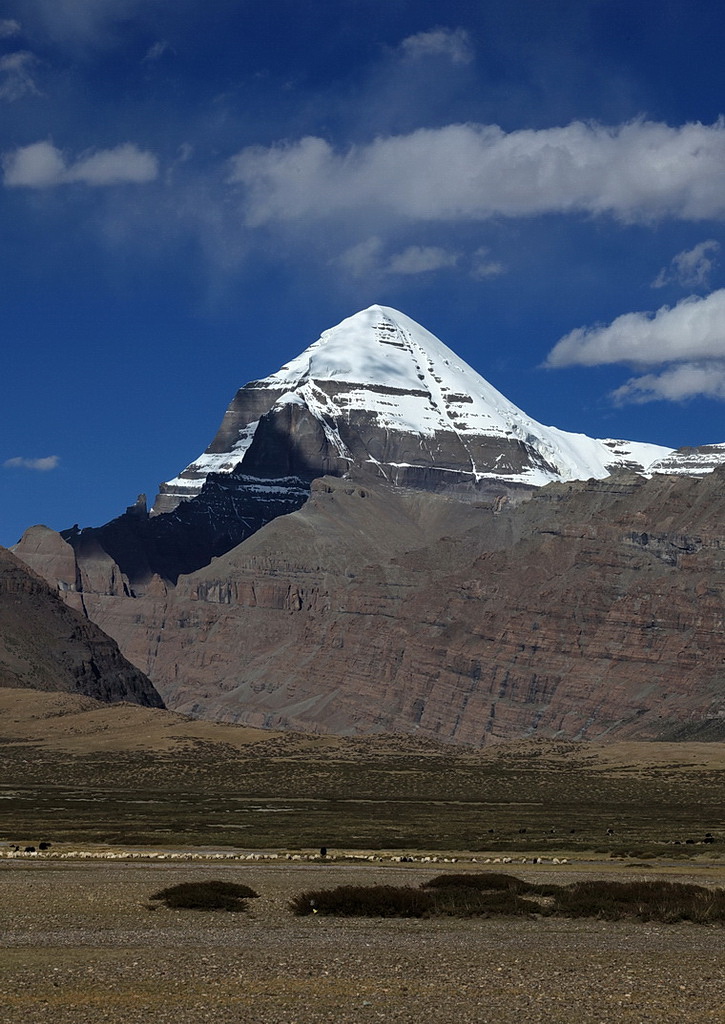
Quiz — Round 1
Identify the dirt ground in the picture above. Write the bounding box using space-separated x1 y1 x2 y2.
2 857 725 1024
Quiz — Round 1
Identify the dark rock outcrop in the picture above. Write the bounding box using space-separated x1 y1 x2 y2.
0 546 164 708
58 472 310 588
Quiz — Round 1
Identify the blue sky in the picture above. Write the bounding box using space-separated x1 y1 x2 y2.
3 0 725 545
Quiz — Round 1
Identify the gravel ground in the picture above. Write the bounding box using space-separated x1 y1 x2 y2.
2 859 725 1024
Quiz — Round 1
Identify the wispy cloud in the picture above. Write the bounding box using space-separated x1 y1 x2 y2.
337 236 383 278
652 239 720 290
143 40 172 63
471 247 505 279
229 119 725 228
0 19 21 38
0 51 40 102
387 245 458 274
3 141 158 187
4 455 59 471
399 27 473 65
19 0 144 46
337 238 461 278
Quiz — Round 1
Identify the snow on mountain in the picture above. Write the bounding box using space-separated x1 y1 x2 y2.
157 304 676 511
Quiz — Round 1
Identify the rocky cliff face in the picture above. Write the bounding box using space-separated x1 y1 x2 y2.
20 470 725 745
0 546 164 708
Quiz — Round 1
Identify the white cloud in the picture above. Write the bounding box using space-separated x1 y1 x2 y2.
546 290 725 368
652 239 720 289
4 455 59 471
3 141 158 186
547 288 725 405
68 144 158 185
0 19 21 38
387 245 458 274
228 119 725 228
471 246 505 279
3 140 65 185
0 51 40 102
399 27 473 65
611 362 725 404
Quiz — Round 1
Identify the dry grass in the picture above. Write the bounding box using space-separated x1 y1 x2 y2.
0 688 723 856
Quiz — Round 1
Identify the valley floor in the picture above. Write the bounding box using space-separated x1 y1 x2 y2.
2 859 725 1024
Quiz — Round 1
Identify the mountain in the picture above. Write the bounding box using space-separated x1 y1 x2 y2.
11 304 725 745
0 545 164 708
17 470 725 744
155 304 674 510
50 304 703 589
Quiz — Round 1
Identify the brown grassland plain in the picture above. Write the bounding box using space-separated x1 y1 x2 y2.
1 689 725 1023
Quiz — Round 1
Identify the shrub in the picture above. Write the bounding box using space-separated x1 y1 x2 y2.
149 880 260 912
430 886 543 917
289 874 725 924
553 879 725 924
289 878 544 918
423 871 528 893
424 871 561 899
290 885 435 917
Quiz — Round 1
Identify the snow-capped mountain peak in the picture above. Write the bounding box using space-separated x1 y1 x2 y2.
154 305 680 513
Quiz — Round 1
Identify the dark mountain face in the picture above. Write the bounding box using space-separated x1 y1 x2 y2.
0 546 164 708
61 472 311 589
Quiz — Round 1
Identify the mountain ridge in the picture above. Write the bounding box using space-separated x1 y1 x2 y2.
10 304 725 746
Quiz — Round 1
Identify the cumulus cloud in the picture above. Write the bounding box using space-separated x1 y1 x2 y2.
0 51 40 102
652 239 720 289
4 455 59 471
546 289 725 404
399 27 473 65
228 119 725 228
3 141 158 186
546 290 725 368
387 245 458 274
611 363 725 404
0 19 21 38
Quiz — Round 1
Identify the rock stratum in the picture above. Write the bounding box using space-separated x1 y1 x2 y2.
14 470 725 745
11 305 725 745
0 546 164 707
